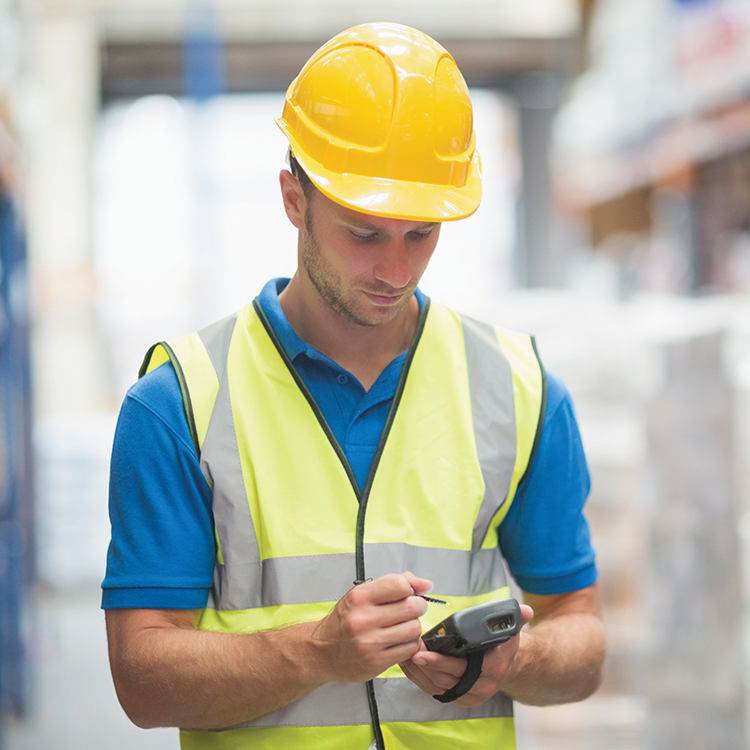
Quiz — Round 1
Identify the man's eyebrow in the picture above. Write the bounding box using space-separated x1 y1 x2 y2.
341 217 382 232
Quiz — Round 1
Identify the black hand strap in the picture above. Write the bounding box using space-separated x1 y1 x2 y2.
433 650 484 703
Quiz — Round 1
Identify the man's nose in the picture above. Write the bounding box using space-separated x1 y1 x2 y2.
373 240 412 289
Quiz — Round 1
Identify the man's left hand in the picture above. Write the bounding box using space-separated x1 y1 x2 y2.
399 604 534 706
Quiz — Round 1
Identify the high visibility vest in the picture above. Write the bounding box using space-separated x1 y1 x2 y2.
141 298 546 750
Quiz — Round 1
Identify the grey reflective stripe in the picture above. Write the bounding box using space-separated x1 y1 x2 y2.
202 369 264 610
374 677 513 722
209 545 507 611
195 314 264 611
193 678 512 732
460 315 517 551
213 553 354 610
365 543 506 599
199 312 237 384
198 683 372 730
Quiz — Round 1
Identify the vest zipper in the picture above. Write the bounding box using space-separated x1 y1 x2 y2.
355 299 430 579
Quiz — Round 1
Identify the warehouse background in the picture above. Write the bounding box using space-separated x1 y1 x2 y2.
1 1 750 748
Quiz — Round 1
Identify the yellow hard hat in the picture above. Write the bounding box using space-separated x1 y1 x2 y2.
276 22 482 222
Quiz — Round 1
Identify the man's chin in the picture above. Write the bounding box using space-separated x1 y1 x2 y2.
341 303 408 328
322 287 414 328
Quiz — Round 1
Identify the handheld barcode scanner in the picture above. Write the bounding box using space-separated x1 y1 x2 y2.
422 598 522 657
421 598 523 703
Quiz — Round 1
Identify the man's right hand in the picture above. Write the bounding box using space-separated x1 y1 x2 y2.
312 572 433 683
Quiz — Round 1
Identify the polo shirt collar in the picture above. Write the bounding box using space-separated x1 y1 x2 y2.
256 277 425 369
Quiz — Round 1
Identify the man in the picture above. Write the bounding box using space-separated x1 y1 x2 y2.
103 22 605 750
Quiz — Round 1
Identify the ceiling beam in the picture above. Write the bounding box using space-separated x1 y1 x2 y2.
101 36 577 100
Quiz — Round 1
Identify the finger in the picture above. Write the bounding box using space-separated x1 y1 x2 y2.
520 604 534 626
357 613 425 648
400 659 445 695
402 657 466 695
401 571 435 596
382 637 424 663
350 574 417 606
363 592 428 630
411 649 467 678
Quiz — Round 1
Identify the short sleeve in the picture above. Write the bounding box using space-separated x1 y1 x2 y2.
101 363 216 609
498 373 598 595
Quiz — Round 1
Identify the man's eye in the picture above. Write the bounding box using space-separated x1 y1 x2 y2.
351 231 377 242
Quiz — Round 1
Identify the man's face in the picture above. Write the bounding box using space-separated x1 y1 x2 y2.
299 191 441 327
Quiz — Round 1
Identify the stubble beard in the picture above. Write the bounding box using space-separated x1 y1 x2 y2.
301 212 414 328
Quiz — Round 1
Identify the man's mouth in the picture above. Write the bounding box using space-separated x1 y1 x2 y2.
364 291 404 305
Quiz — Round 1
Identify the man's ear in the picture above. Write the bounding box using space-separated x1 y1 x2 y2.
279 169 307 230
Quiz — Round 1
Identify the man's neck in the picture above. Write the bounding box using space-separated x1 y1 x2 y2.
278 274 419 391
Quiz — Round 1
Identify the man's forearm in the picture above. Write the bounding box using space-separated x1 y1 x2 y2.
107 611 327 729
501 607 606 706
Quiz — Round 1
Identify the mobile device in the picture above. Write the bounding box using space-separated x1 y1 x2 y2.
422 598 522 657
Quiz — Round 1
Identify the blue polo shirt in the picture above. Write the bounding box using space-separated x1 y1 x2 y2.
102 279 597 609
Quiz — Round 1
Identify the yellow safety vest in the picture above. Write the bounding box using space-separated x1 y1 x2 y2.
141 298 546 750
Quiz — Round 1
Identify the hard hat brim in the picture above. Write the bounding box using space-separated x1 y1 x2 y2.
278 119 482 223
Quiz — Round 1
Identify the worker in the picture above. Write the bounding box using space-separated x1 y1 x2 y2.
102 22 606 750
